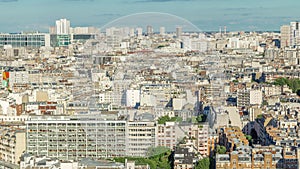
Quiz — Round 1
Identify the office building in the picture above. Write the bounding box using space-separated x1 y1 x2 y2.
0 33 50 48
50 34 71 47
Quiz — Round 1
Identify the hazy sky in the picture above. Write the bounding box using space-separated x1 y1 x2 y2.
0 0 299 32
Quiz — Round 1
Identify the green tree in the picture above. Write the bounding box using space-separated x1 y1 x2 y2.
195 157 210 169
196 114 207 123
273 77 300 93
147 146 170 157
245 135 252 141
114 147 172 169
273 77 288 86
216 145 226 154
157 115 181 124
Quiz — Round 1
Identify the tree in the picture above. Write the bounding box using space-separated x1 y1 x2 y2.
195 157 210 169
245 135 252 141
257 114 263 119
147 146 170 157
273 77 300 93
196 114 207 123
157 115 182 124
216 145 226 154
273 77 288 86
114 148 172 169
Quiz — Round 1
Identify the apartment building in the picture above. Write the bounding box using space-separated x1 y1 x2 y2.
215 145 300 169
127 113 157 157
0 128 26 165
218 126 249 152
237 89 262 108
189 123 209 157
26 115 127 160
26 113 159 160
173 147 195 169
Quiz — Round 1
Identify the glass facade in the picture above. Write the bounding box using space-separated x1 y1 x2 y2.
50 34 71 47
0 34 48 48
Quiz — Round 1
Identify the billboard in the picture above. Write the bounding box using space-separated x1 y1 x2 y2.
2 72 9 88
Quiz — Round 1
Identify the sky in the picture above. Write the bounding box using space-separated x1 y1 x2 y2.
0 0 299 32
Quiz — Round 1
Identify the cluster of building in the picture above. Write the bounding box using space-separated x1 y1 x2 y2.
1 18 300 169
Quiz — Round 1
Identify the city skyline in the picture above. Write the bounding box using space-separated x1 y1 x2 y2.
0 0 300 32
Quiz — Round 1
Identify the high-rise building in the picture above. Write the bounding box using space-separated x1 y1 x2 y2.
289 21 300 47
281 25 291 48
146 25 153 36
176 27 182 39
136 27 143 37
55 18 70 34
160 27 165 35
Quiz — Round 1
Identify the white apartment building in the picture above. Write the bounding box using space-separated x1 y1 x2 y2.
125 89 140 107
237 89 262 108
0 128 26 165
55 18 71 34
140 84 173 107
26 113 159 160
26 115 127 160
157 122 186 150
250 90 263 105
290 22 300 47
127 120 157 157
263 85 282 97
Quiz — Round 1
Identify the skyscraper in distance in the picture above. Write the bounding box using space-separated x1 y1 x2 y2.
176 27 182 39
55 18 70 34
160 27 165 35
290 21 300 47
280 25 290 48
147 25 153 36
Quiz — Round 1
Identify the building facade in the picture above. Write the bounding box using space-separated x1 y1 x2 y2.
0 33 50 48
26 116 127 160
0 128 26 165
